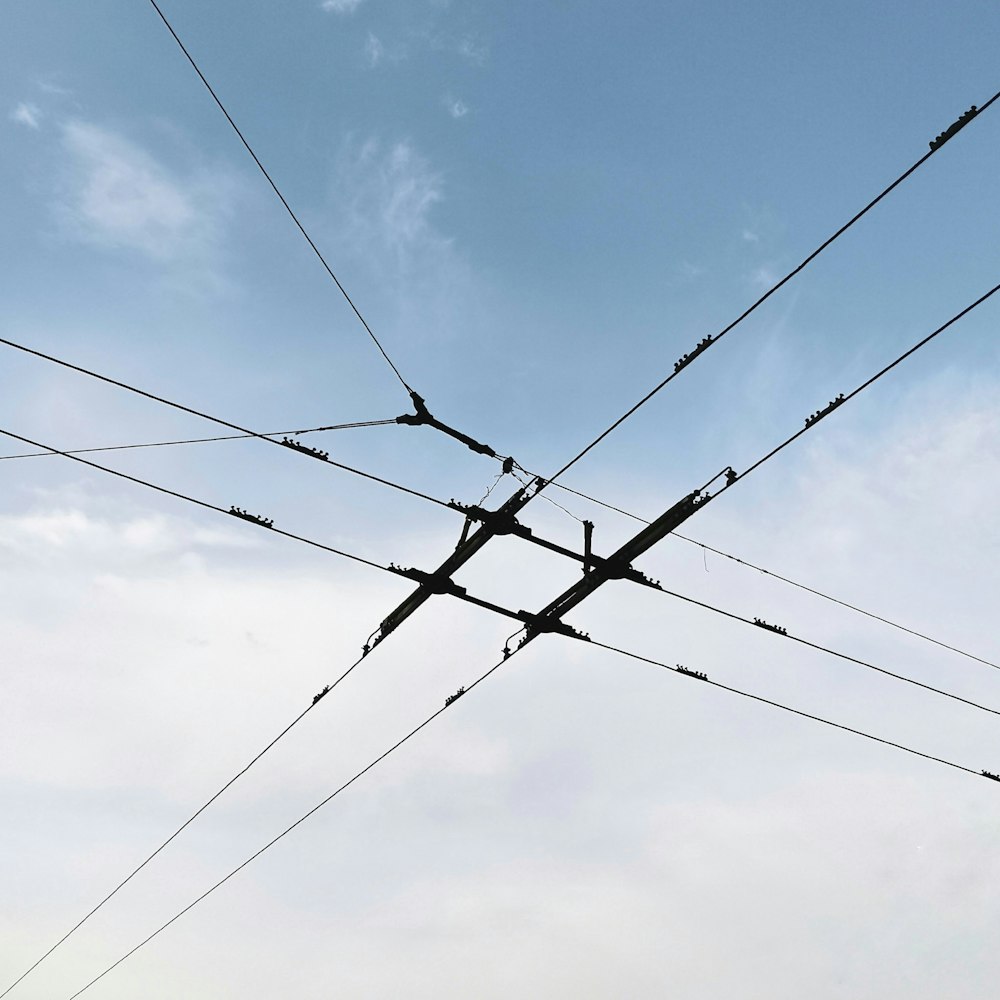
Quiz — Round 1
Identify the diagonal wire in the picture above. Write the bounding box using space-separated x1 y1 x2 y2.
583 637 986 778
145 0 413 394
0 336 449 510
0 420 398 461
731 281 1000 485
0 427 399 575
62 624 994 998
647 582 1000 717
542 86 1000 486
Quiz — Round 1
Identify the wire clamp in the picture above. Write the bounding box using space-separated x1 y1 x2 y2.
676 664 708 680
674 335 714 374
228 506 273 528
930 105 978 151
280 437 329 461
754 617 788 636
444 686 466 707
312 685 331 706
982 769 1000 782
805 394 845 428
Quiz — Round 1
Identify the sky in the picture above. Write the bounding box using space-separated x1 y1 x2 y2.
2 0 1000 996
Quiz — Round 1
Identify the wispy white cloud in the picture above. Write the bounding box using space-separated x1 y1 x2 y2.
456 35 489 65
444 96 469 119
320 0 365 13
749 263 778 288
334 138 445 265
56 120 234 269
741 228 760 243
365 31 384 68
10 102 42 130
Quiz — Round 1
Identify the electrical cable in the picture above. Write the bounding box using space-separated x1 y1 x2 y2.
540 86 1000 487
144 0 414 394
583 637 984 777
61 624 993 998
0 336 450 510
0 420 399 462
646 582 1000 718
0 427 399 575
730 280 1000 486
0 617 399 1000
536 482 1000 672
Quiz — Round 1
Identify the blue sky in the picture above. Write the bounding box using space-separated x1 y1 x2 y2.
3 1 1000 997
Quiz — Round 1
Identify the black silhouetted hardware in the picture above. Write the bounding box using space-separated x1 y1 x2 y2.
280 436 329 461
673 335 714 373
805 393 845 428
930 106 979 151
502 455 514 475
312 685 331 706
675 665 708 680
516 481 722 648
228 506 273 528
754 618 788 636
396 390 504 459
725 467 738 486
983 770 1000 782
582 519 595 574
444 686 466 707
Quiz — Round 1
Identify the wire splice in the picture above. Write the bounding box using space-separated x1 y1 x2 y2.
805 393 845 428
280 437 329 461
753 618 788 636
930 105 979 151
983 770 1000 782
673 335 714 374
444 686 466 707
228 507 273 528
675 665 708 680
311 685 331 706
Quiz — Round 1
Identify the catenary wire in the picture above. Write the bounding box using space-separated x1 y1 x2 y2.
0 420 398 461
0 427 398 575
583 637 984 777
65 646 517 1000
731 280 1000 485
646 582 1000 718
0 626 389 1000
62 625 991 998
0 335 449 510
144 0 413 394
18 94 999 993
538 481 1000 671
542 85 1000 486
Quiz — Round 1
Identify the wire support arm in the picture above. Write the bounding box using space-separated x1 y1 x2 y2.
396 390 507 459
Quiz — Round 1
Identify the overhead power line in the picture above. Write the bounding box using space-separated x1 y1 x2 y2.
61 623 995 999
668 533 1000 671
542 87 1000 486
0 336 450 511
0 419 398 461
0 426 400 575
542 487 1000 673
583 637 989 778
144 0 413 395
731 281 1000 485
645 582 1000 719
0 627 397 997
22 271 1000 990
